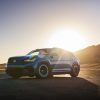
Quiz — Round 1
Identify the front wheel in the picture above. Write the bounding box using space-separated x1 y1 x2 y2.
35 63 51 78
70 65 80 77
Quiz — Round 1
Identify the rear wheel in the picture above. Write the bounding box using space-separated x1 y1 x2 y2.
35 63 51 78
70 65 80 77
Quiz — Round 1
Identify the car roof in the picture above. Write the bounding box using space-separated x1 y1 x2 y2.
35 48 72 54
27 47 73 56
35 47 64 51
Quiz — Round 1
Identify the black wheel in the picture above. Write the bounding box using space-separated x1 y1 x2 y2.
35 63 51 78
70 65 80 77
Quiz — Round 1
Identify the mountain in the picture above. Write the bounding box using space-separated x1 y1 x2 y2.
75 44 100 64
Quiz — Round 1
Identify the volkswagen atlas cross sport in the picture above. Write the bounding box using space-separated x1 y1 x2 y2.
6 48 80 78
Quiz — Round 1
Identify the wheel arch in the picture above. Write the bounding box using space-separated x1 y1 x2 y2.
34 60 52 78
39 61 51 66
34 59 51 73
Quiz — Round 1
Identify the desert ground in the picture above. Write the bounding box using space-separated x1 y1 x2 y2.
0 64 100 100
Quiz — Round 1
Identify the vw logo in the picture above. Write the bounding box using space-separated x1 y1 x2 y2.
13 60 16 63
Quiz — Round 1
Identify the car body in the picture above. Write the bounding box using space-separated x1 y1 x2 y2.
6 48 80 78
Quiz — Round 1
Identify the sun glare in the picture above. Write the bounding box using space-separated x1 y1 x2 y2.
47 29 87 52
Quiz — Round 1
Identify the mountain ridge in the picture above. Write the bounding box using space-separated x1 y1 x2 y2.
75 44 100 64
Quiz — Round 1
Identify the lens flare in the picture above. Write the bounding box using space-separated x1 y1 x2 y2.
47 29 87 52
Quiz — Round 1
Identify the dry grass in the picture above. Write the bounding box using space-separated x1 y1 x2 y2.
0 64 5 68
0 64 5 73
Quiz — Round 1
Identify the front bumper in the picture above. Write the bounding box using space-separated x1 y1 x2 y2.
6 64 34 76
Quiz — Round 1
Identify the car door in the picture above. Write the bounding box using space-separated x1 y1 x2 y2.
59 53 72 72
51 50 73 73
49 49 67 73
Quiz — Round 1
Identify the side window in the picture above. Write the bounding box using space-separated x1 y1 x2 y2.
49 49 59 56
49 50 60 61
61 52 73 60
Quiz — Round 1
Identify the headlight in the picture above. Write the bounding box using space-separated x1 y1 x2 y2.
4 64 7 68
24 58 36 62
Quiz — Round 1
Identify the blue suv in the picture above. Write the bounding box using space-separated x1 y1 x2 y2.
6 48 80 78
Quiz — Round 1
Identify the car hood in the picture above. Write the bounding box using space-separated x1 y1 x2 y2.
9 55 32 60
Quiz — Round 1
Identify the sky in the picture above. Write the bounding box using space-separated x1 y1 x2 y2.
0 0 100 63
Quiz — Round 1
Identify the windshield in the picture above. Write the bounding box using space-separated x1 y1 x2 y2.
27 49 49 57
27 51 39 56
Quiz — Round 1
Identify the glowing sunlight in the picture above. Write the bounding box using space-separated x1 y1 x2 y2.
47 29 87 52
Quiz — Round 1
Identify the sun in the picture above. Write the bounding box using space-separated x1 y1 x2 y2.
47 29 87 52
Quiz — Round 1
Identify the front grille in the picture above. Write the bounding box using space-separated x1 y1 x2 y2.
8 58 27 65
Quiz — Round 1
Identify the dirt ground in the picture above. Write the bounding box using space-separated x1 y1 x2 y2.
0 64 100 100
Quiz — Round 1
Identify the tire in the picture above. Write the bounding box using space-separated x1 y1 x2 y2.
70 64 80 77
35 63 51 78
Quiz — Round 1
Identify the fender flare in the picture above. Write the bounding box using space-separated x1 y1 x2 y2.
33 58 51 74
